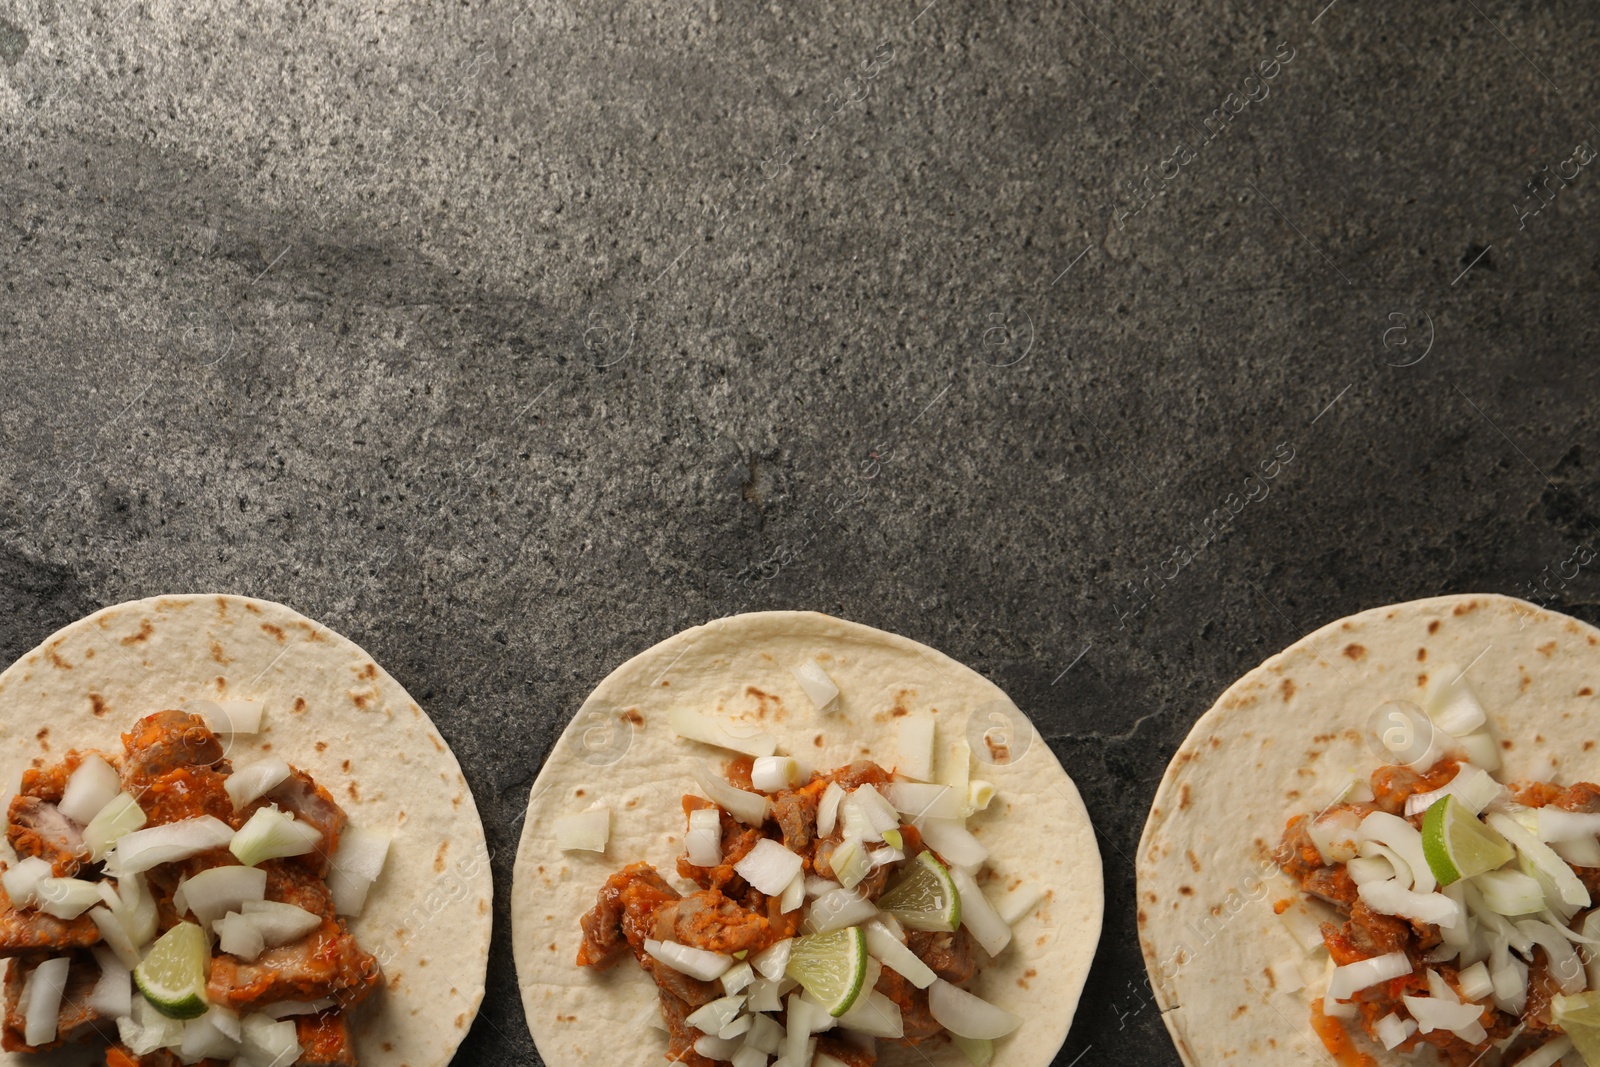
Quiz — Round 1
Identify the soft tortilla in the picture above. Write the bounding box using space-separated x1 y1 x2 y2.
0 594 491 1067
1137 593 1600 1065
512 610 1103 1067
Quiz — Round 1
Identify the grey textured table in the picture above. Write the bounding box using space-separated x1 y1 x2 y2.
2 0 1597 1062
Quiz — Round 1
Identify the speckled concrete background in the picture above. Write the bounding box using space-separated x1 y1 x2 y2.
1 0 1597 1062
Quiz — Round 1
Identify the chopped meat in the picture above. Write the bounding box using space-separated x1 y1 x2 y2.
7 796 88 876
121 711 227 790
18 752 97 803
772 787 819 854
206 918 381 1012
655 985 715 1067
907 929 977 983
136 766 235 827
2 951 114 1051
854 860 895 902
826 762 892 792
658 889 786 956
106 1048 179 1067
266 768 347 876
874 967 941 1045
674 799 765 899
815 1032 876 1066
1508 781 1566 808
577 862 680 969
294 1011 358 1066
723 757 756 792
1274 813 1360 909
1553 782 1600 813
1523 951 1565 1032
264 858 339 921
0 883 101 957
1320 902 1411 964
1370 760 1458 815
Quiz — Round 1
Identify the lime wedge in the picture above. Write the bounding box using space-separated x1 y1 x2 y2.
134 922 211 1020
877 851 961 933
785 927 867 1017
1552 992 1600 1063
1422 795 1515 885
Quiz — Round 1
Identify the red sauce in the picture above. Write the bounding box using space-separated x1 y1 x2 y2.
1309 998 1378 1067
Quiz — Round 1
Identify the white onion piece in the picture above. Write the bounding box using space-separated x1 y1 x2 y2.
746 976 787 1013
896 715 936 782
83 793 149 862
685 807 723 868
1327 951 1412 1002
239 1014 301 1067
685 994 746 1034
217 912 266 959
1487 812 1591 909
1551 836 1600 868
114 815 235 874
927 979 1020 1039
1402 993 1485 1040
864 920 937 989
1456 731 1502 773
784 995 815 1064
37 877 108 920
23 957 70 1047
779 871 804 915
554 808 610 853
837 988 904 1038
1404 764 1504 817
1308 809 1363 865
1427 668 1488 735
805 875 837 898
1374 1012 1416 1051
645 938 734 981
1475 869 1546 916
752 757 801 793
1516 920 1586 994
997 883 1046 926
745 1013 784 1052
327 824 393 918
1277 896 1340 954
938 738 972 794
230 807 320 867
719 1014 752 1040
736 839 805 896
830 838 871 890
669 707 777 758
919 819 989 869
752 939 793 981
181 1008 242 1061
177 866 268 927
1513 1036 1574 1067
884 783 963 823
1356 841 1414 891
241 900 323 945
852 786 900 834
225 758 293 810
1584 911 1600 991
804 888 876 934
1536 808 1600 842
1491 947 1529 1015
1439 884 1472 950
58 755 122 825
1360 812 1436 894
1457 961 1493 1002
1358 880 1462 929
721 960 755 995
967 781 996 813
88 906 140 969
732 1044 769 1067
1346 856 1396 886
260 999 336 1019
196 699 264 735
817 783 845 838
949 865 1012 957
88 945 132 1018
692 762 770 826
1 856 53 908
790 662 839 710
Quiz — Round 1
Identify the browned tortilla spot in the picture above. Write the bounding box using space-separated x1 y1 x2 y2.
210 640 232 665
1179 784 1191 810
1263 967 1277 989
1539 641 1558 656
292 697 307 714
436 841 450 873
90 692 109 717
1454 600 1477 615
46 646 72 669
1343 643 1366 661
430 735 444 752
121 620 154 645
814 734 825 747
1418 672 1428 687
361 663 378 680
1186 849 1201 873
623 709 644 726
1280 678 1295 701
1586 741 1595 752
1233 1005 1248 1017
1429 620 1441 634
261 623 286 641
1179 886 1194 896
1581 688 1594 696
1501 739 1514 750
1137 909 1148 927
1417 647 1427 662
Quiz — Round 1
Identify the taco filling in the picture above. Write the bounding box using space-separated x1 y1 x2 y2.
574 743 1032 1067
0 708 393 1066
1274 682 1600 1065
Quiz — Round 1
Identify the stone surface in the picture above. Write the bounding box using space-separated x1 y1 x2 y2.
2 0 1598 1062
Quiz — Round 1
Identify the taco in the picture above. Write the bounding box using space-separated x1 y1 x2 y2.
1139 593 1600 1066
511 610 1103 1067
0 594 491 1067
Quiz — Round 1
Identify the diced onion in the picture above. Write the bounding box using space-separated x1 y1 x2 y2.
997 883 1045 926
177 866 268 926
1475 870 1546 916
89 906 140 969
117 996 182 1055
791 662 839 710
1426 668 1488 736
746 976 787 1013
864 920 937 988
112 815 234 874
669 707 778 759
896 715 936 782
884 783 963 823
83 793 149 862
58 755 122 825
1307 809 1362 865
784 994 815 1064
224 758 292 810
1374 1012 1415 1051
230 807 320 867
37 877 108 920
1357 841 1414 890
732 1045 769 1067
752 757 801 793
852 786 900 834
241 900 322 945
239 1014 302 1067
1321 994 1356 1018
1359 812 1436 893
216 913 266 960
1457 961 1493 1002
927 979 1021 1039
869 846 904 868
938 739 972 795
949 865 1012 957
1551 836 1600 868
1346 856 1396 886
193 698 265 735
645 938 735 981
721 960 755 995
686 808 723 867
1456 731 1502 773
181 1008 242 1061
804 888 877 934
1402 994 1486 1041
1267 959 1305 994
1491 946 1529 1016
554 808 610 853
1487 812 1591 909
816 783 845 838
829 838 871 890
692 762 771 826
1515 920 1586 995
695 1033 743 1059
967 781 996 813
752 939 793 981
1358 880 1462 929
745 1012 784 1052
1404 764 1504 817
718 1014 752 1039
1584 911 1600 991
327 825 392 917
838 988 904 1038
919 819 989 869
23 957 70 1047
1327 951 1412 1002
1510 1036 1572 1067
1536 808 1600 843
736 839 805 896
1277 896 1340 954
685 994 746 1034
1 856 53 908
88 945 132 1018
